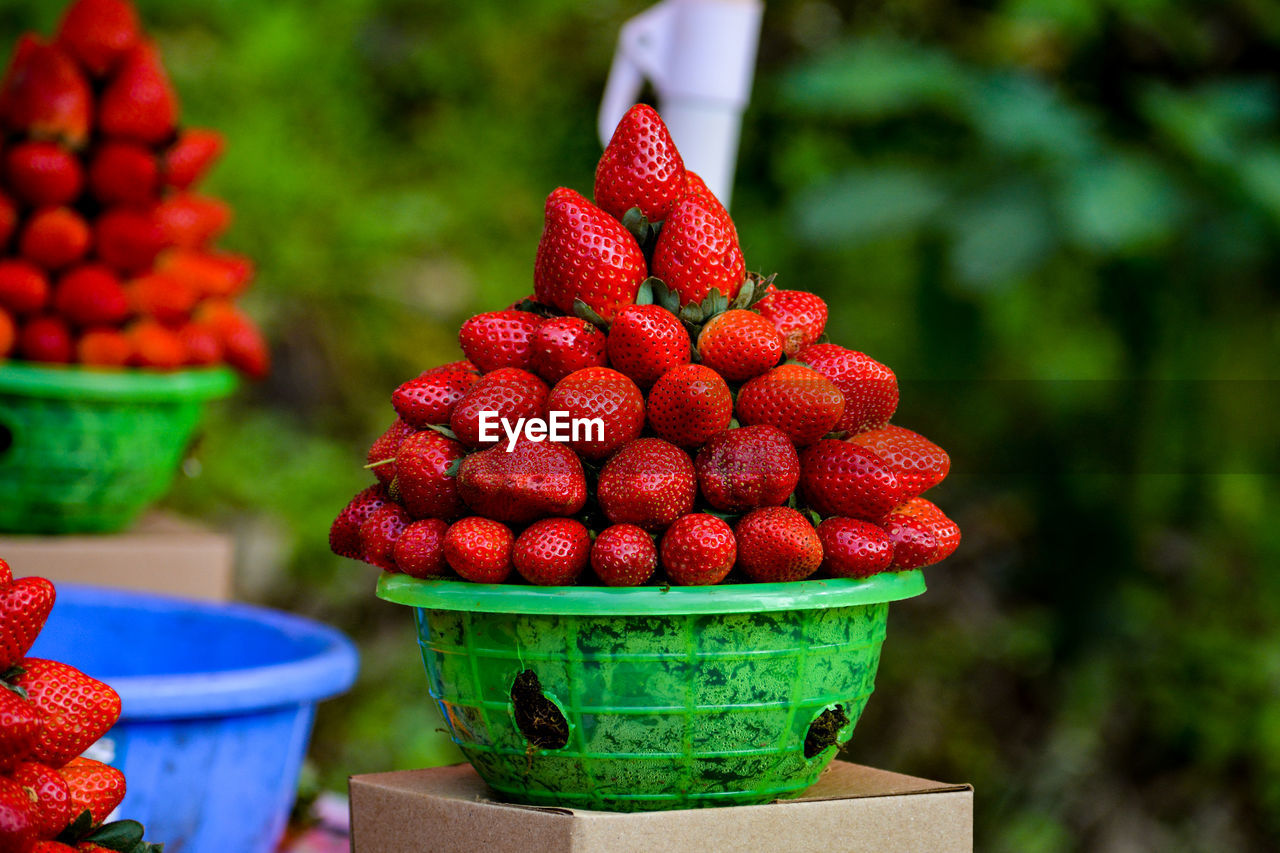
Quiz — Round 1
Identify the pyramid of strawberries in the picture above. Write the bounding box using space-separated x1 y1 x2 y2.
0 0 266 378
331 104 959 587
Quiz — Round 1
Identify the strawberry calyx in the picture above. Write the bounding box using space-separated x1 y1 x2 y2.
58 814 163 852
620 206 663 262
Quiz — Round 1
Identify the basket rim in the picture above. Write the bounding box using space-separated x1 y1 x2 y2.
0 362 238 402
376 570 926 616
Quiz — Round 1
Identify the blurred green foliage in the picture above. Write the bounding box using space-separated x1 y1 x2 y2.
4 0 1278 849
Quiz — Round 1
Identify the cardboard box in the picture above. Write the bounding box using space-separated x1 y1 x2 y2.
1 511 234 601
349 760 973 852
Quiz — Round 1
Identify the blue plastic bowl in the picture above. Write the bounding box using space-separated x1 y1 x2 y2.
29 584 359 853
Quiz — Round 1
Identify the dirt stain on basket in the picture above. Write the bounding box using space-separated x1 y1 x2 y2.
804 704 850 759
511 669 569 751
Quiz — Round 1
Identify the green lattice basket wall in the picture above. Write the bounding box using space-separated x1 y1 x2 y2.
378 571 926 812
0 363 236 534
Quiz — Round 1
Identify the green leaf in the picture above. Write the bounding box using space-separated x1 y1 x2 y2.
678 303 704 325
651 279 681 314
572 298 609 329
731 279 756 309
424 424 459 441
444 458 464 478
792 167 947 245
58 809 94 843
621 206 650 243
635 278 655 306
85 820 146 852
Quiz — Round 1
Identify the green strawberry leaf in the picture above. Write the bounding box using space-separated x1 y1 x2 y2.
58 809 95 843
731 279 756 310
649 278 681 314
424 424 459 441
572 298 609 330
444 458 464 478
621 206 651 244
805 509 822 528
822 431 848 441
786 492 799 509
678 303 704 325
635 278 655 306
129 843 165 853
85 819 146 851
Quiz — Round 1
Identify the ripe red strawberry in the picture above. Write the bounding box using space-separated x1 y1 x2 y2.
880 497 960 570
443 517 514 584
76 328 132 367
329 485 388 560
0 559 9 583
646 364 732 448
366 418 415 486
800 439 906 520
650 192 745 306
448 367 548 448
30 842 78 852
682 170 713 200
5 142 83 207
156 249 252 299
0 192 17 247
392 519 450 579
734 507 823 583
456 439 587 524
795 343 898 435
88 141 158 206
391 366 481 429
57 757 123 826
513 518 591 586
13 761 71 838
457 309 540 372
13 659 121 768
53 266 129 327
590 524 657 586
529 316 607 384
543 367 645 461
394 430 466 521
0 775 38 852
660 514 736 586
0 689 44 773
593 103 685 222
97 41 177 145
358 502 412 571
597 438 696 532
605 304 690 389
163 128 224 190
18 316 74 363
817 518 894 578
1 576 55 671
0 309 13 357
177 322 221 366
56 0 141 77
153 194 231 250
125 320 185 369
0 36 92 146
736 364 844 447
21 208 91 270
93 207 161 273
695 425 799 512
848 424 951 499
696 309 783 383
533 187 646 322
194 301 270 379
0 260 50 315
756 289 827 356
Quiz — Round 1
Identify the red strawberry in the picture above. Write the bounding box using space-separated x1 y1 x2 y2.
513 518 591 586
456 439 587 524
53 266 129 327
156 249 252 299
0 577 56 670
694 425 799 512
57 757 123 826
153 194 231 250
392 519 450 579
195 301 270 379
735 364 844 447
800 439 906 520
55 0 141 77
696 309 783 383
97 41 177 145
4 142 83 207
0 689 44 773
163 129 224 190
88 142 158 206
533 187 646 322
125 320 185 369
124 272 194 325
682 170 713 200
366 418 415 486
76 328 132 367
593 103 685 222
18 316 74 363
93 207 161 273
13 659 121 768
646 364 732 448
30 842 78 852
817 518 894 578
13 761 71 838
0 261 50 315
329 485 388 560
0 37 92 146
0 776 38 852
0 309 13 357
358 503 412 571
443 517 514 584
448 367 548 448
543 367 645 461
660 514 736 586
590 524 657 587
529 316 607 384
604 304 690 389
880 497 960 570
457 309 540 372
394 430 466 521
0 559 9 584
21 208 91 271
597 438 696 532
848 424 951 499
650 192 745 306
795 343 898 435
177 322 221 366
734 506 822 583
755 289 827 356
0 192 18 247
391 368 481 429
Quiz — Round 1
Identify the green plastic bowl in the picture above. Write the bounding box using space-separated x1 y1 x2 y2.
378 571 925 811
0 362 237 534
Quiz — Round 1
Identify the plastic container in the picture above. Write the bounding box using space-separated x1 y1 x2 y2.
29 584 359 853
0 363 237 534
378 570 925 812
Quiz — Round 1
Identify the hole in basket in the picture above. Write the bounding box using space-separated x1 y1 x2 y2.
0 423 12 458
804 704 850 759
511 669 569 751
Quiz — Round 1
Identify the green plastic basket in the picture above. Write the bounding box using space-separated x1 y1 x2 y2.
0 362 237 534
378 571 926 811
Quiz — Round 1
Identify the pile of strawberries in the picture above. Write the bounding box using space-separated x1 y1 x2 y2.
1 559 161 852
0 0 266 378
331 105 959 587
